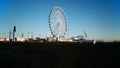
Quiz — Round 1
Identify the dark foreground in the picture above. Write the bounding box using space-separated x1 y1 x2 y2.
0 42 120 68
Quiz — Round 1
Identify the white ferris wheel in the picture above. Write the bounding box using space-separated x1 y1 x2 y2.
48 6 68 40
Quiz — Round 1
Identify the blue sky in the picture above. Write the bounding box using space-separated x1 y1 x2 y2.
0 0 120 41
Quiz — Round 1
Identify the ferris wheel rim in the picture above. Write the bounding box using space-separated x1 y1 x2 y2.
48 6 68 38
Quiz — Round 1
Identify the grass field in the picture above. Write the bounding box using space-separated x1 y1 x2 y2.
0 42 120 68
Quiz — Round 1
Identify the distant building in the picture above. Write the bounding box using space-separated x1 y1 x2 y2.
17 38 29 42
0 38 6 41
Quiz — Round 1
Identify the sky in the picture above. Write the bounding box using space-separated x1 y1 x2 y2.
0 0 120 41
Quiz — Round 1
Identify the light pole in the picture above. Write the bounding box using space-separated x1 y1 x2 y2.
13 26 16 41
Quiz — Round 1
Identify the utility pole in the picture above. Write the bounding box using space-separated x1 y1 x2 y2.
2 33 4 38
21 32 24 38
31 32 33 39
9 30 12 41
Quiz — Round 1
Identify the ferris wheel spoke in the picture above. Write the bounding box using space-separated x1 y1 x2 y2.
53 26 58 36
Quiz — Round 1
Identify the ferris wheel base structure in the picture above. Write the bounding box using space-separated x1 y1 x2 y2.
47 37 72 42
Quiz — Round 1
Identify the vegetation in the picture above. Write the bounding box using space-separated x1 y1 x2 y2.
0 42 120 68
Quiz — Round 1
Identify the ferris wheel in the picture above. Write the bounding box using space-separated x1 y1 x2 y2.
48 6 68 40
